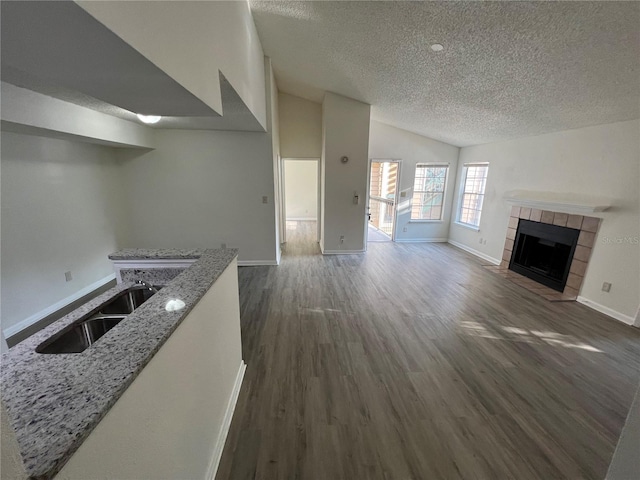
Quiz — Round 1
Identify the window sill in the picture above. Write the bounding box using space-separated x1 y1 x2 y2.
454 222 480 232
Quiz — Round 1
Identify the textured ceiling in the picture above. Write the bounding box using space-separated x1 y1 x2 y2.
1 1 264 132
250 1 640 147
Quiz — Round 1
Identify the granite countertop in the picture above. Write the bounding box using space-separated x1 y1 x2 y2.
1 248 238 480
108 248 206 260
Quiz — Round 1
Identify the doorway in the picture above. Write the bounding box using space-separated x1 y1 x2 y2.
282 158 320 249
368 160 400 242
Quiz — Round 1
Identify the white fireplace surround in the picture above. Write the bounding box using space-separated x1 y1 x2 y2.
504 190 612 215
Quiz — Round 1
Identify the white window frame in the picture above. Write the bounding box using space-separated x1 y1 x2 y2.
410 163 449 222
456 163 489 230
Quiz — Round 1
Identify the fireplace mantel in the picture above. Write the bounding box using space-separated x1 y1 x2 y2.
504 190 611 215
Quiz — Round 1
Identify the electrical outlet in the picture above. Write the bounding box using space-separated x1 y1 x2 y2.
400 191 407 198
340 235 345 243
262 196 268 204
64 271 72 282
403 227 408 233
483 239 487 245
221 243 227 249
602 282 612 293
478 237 483 244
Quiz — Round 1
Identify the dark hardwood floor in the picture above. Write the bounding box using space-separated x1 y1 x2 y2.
216 221 640 480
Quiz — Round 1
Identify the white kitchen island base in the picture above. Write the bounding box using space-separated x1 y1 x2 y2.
56 259 244 480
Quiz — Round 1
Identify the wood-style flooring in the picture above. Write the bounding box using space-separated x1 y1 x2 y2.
216 221 640 480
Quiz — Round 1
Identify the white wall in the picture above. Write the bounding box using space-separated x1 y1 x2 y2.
278 93 322 158
78 1 267 129
265 57 282 264
369 121 460 241
449 119 640 320
117 129 278 265
1 132 129 335
284 160 318 220
321 93 371 253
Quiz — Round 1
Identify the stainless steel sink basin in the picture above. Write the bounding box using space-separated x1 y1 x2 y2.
36 284 162 354
99 285 158 315
36 315 126 354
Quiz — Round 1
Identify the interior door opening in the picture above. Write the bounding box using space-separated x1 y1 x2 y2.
368 160 399 242
282 158 320 249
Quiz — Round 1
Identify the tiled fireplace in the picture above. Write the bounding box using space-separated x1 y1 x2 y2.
494 206 601 301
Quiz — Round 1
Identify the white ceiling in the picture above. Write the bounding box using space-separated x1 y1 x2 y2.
250 1 640 147
1 1 264 132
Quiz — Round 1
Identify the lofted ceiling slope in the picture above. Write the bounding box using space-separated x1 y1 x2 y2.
1 1 264 132
250 1 640 147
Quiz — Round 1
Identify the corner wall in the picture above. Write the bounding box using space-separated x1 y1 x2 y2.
369 121 460 241
449 119 640 320
1 132 129 335
116 128 278 265
321 93 371 253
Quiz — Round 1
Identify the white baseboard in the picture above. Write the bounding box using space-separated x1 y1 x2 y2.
207 361 246 480
576 296 637 326
447 239 501 265
394 237 448 243
237 260 278 266
3 273 116 338
321 249 366 255
286 217 317 221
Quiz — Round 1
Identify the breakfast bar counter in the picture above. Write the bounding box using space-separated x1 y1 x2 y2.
1 248 241 479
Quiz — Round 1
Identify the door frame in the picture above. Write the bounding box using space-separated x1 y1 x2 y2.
280 157 321 244
366 158 402 247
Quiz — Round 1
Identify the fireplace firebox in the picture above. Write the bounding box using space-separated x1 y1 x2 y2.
509 219 580 292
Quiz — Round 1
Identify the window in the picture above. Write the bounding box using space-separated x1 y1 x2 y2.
411 164 448 221
457 163 489 228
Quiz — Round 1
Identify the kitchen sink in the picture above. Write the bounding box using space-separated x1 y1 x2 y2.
36 315 126 354
36 284 162 354
99 285 158 315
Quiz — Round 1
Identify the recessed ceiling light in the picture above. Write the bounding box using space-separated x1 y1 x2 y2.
430 44 444 52
137 114 162 124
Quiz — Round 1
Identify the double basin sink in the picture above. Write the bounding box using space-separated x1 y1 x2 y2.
37 284 161 354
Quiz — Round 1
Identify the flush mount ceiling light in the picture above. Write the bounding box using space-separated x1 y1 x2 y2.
430 43 444 52
137 113 162 124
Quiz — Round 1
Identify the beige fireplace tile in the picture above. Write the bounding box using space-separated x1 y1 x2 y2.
508 216 519 229
502 249 512 261
574 245 592 262
566 273 583 290
511 206 521 217
553 213 568 227
530 209 542 222
578 230 596 248
506 228 517 240
567 215 584 230
519 207 531 220
570 259 588 277
582 216 601 233
563 286 580 298
504 238 514 252
541 211 554 224
500 260 509 269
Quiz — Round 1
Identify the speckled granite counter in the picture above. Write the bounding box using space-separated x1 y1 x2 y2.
1 248 238 480
108 248 205 260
